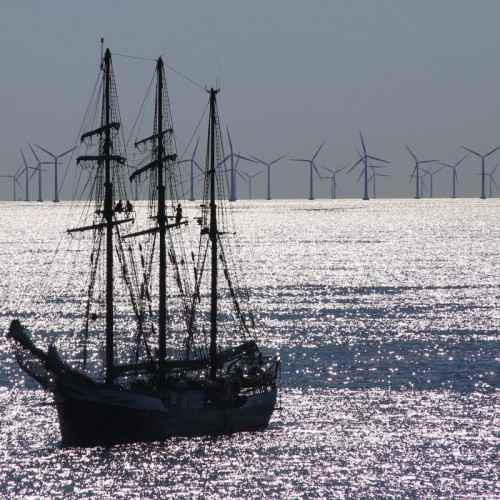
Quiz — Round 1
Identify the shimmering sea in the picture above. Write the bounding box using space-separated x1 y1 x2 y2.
0 199 498 498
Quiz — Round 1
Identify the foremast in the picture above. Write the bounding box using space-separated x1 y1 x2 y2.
72 48 130 385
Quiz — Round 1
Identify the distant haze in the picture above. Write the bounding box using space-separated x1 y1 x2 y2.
2 1 500 200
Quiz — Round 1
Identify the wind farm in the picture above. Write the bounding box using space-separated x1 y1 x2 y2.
7 135 500 201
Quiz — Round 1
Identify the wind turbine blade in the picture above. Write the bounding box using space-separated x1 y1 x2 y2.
237 170 248 182
312 163 323 180
269 154 286 166
193 160 204 173
192 136 200 156
34 144 55 159
455 155 467 167
455 171 459 185
336 164 349 173
359 131 367 156
347 157 364 173
485 145 500 158
405 145 418 162
419 159 437 164
57 146 77 159
29 143 41 162
251 155 265 165
28 169 38 182
438 162 452 168
410 165 417 180
461 146 481 157
312 142 324 161
235 154 257 163
320 165 333 174
226 127 234 152
290 158 309 163
367 155 390 164
492 177 498 188
20 148 28 167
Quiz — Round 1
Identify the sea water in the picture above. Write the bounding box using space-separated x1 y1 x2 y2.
0 199 498 498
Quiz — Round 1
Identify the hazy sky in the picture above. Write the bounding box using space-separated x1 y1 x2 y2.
2 1 500 200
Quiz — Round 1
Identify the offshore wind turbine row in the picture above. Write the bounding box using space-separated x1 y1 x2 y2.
4 130 500 201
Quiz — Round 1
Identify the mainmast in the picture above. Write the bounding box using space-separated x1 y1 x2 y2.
129 57 177 382
156 58 168 380
103 48 115 385
208 88 219 380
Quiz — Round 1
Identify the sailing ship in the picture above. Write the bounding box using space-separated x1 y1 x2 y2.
7 48 280 446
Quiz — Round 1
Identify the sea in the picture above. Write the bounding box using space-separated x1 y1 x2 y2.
0 198 498 499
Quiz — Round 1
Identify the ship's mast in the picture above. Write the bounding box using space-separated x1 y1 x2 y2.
156 58 168 380
103 48 115 385
128 57 177 382
209 88 219 380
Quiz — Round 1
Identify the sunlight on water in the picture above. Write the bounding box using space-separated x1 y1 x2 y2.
0 199 499 497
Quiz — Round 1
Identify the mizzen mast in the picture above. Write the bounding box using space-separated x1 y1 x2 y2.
208 88 219 380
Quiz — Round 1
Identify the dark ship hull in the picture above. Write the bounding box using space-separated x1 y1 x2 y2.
56 383 277 446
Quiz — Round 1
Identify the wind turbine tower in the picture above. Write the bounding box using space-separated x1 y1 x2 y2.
251 154 285 200
35 144 76 202
406 145 436 200
421 167 443 198
461 145 500 199
349 131 390 200
20 148 37 202
0 163 23 201
439 155 466 199
29 143 51 202
241 170 263 199
224 128 255 202
486 162 499 198
320 164 347 199
291 142 324 200
179 137 204 201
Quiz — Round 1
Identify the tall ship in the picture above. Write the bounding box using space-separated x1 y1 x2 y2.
7 48 280 446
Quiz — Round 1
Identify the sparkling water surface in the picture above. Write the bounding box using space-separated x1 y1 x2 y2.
0 199 498 498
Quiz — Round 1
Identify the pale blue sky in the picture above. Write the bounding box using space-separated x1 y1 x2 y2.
2 1 500 200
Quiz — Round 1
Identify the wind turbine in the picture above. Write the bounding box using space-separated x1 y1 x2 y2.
320 164 347 199
224 127 255 202
421 167 443 199
485 162 499 198
29 143 51 202
0 163 23 201
291 142 324 200
348 131 390 200
438 155 466 199
461 145 500 199
406 145 436 200
368 163 390 199
240 170 263 199
34 144 77 202
251 154 285 200
20 148 38 201
179 137 204 201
